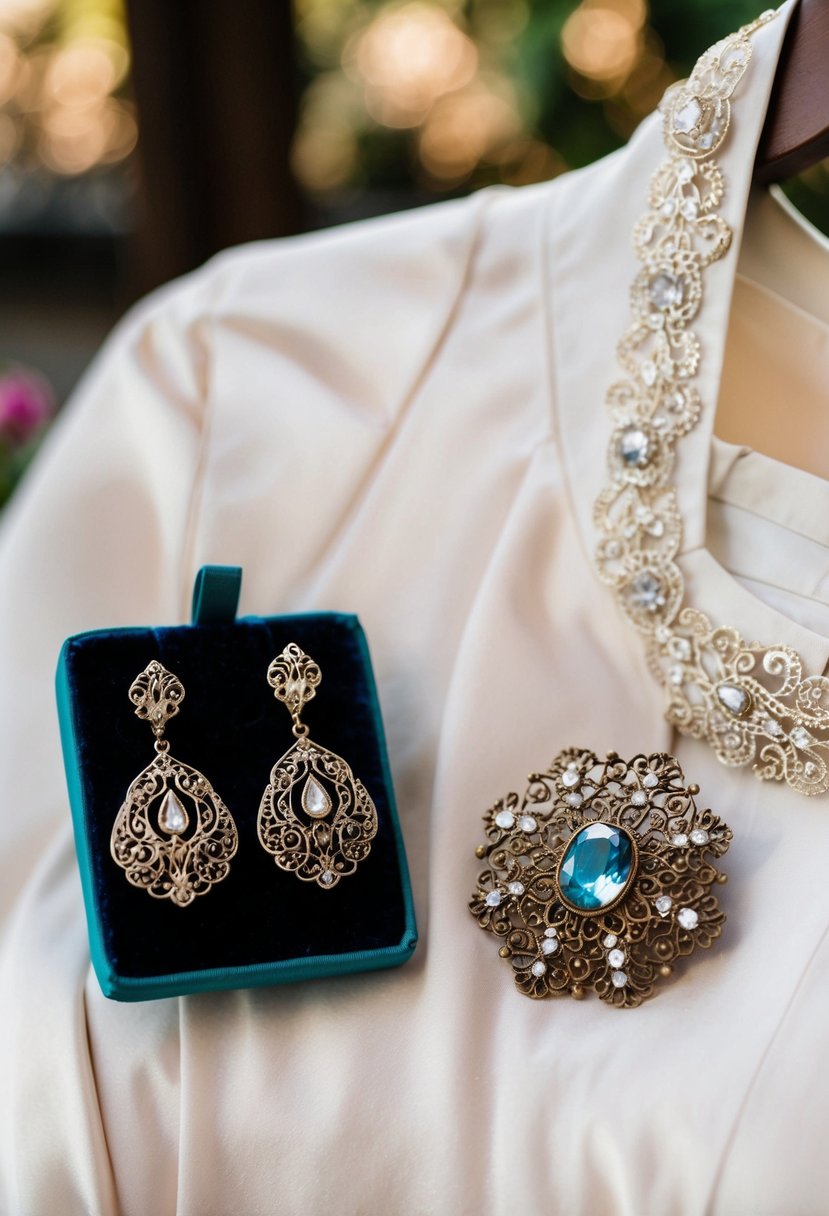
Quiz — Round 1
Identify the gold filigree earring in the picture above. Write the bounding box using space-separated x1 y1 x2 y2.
257 643 378 889
111 660 239 907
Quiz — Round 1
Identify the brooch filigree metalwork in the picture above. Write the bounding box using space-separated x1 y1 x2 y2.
470 749 731 1008
592 11 829 795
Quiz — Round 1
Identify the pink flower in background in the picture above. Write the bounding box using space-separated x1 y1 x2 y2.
0 367 55 445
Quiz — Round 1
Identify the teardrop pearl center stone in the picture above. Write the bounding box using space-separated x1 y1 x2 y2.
302 776 332 819
558 822 635 912
159 789 189 835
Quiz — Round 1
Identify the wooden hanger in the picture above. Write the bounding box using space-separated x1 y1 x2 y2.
754 0 829 182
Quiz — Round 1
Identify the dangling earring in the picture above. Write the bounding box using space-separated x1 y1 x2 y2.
257 643 378 889
111 660 239 907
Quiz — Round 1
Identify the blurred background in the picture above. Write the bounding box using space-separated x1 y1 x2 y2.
0 0 827 505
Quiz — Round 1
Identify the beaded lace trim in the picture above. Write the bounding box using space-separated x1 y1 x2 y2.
593 10 829 797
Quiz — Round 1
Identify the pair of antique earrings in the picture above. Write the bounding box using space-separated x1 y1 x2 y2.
110 643 379 907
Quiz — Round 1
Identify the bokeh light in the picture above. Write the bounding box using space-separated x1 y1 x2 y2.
346 3 478 129
418 76 522 182
561 0 646 87
0 0 133 182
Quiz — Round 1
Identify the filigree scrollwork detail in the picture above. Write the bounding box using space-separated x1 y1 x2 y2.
129 660 185 736
111 751 238 907
590 11 828 795
647 609 829 795
113 660 239 905
259 641 379 888
267 643 322 723
257 738 378 889
470 750 731 1007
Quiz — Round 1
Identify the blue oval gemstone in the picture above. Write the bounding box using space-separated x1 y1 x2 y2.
558 822 634 912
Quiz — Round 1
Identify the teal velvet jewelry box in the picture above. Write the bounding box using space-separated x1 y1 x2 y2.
56 566 418 1001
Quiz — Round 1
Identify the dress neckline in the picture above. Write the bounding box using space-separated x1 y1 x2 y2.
543 0 829 790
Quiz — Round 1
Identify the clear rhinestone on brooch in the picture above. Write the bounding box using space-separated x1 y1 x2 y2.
495 810 515 829
655 895 673 916
531 960 547 977
678 907 699 930
608 948 626 969
519 815 537 833
508 881 525 896
690 828 709 846
562 769 580 788
485 890 502 908
610 970 628 988
541 937 559 956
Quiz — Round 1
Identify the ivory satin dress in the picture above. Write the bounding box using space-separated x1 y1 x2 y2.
2 3 829 1212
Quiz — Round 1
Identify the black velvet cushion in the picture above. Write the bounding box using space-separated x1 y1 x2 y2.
58 614 414 993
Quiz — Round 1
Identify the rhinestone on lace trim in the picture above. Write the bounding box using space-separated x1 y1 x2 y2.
593 10 829 798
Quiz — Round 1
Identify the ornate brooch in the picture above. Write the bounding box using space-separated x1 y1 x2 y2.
469 750 731 1008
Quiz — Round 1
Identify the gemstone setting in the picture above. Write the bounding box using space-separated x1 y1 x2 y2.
627 569 666 614
791 726 817 750
716 682 752 718
673 95 702 134
302 776 332 818
557 821 636 913
649 272 685 311
158 789 189 835
618 425 651 468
